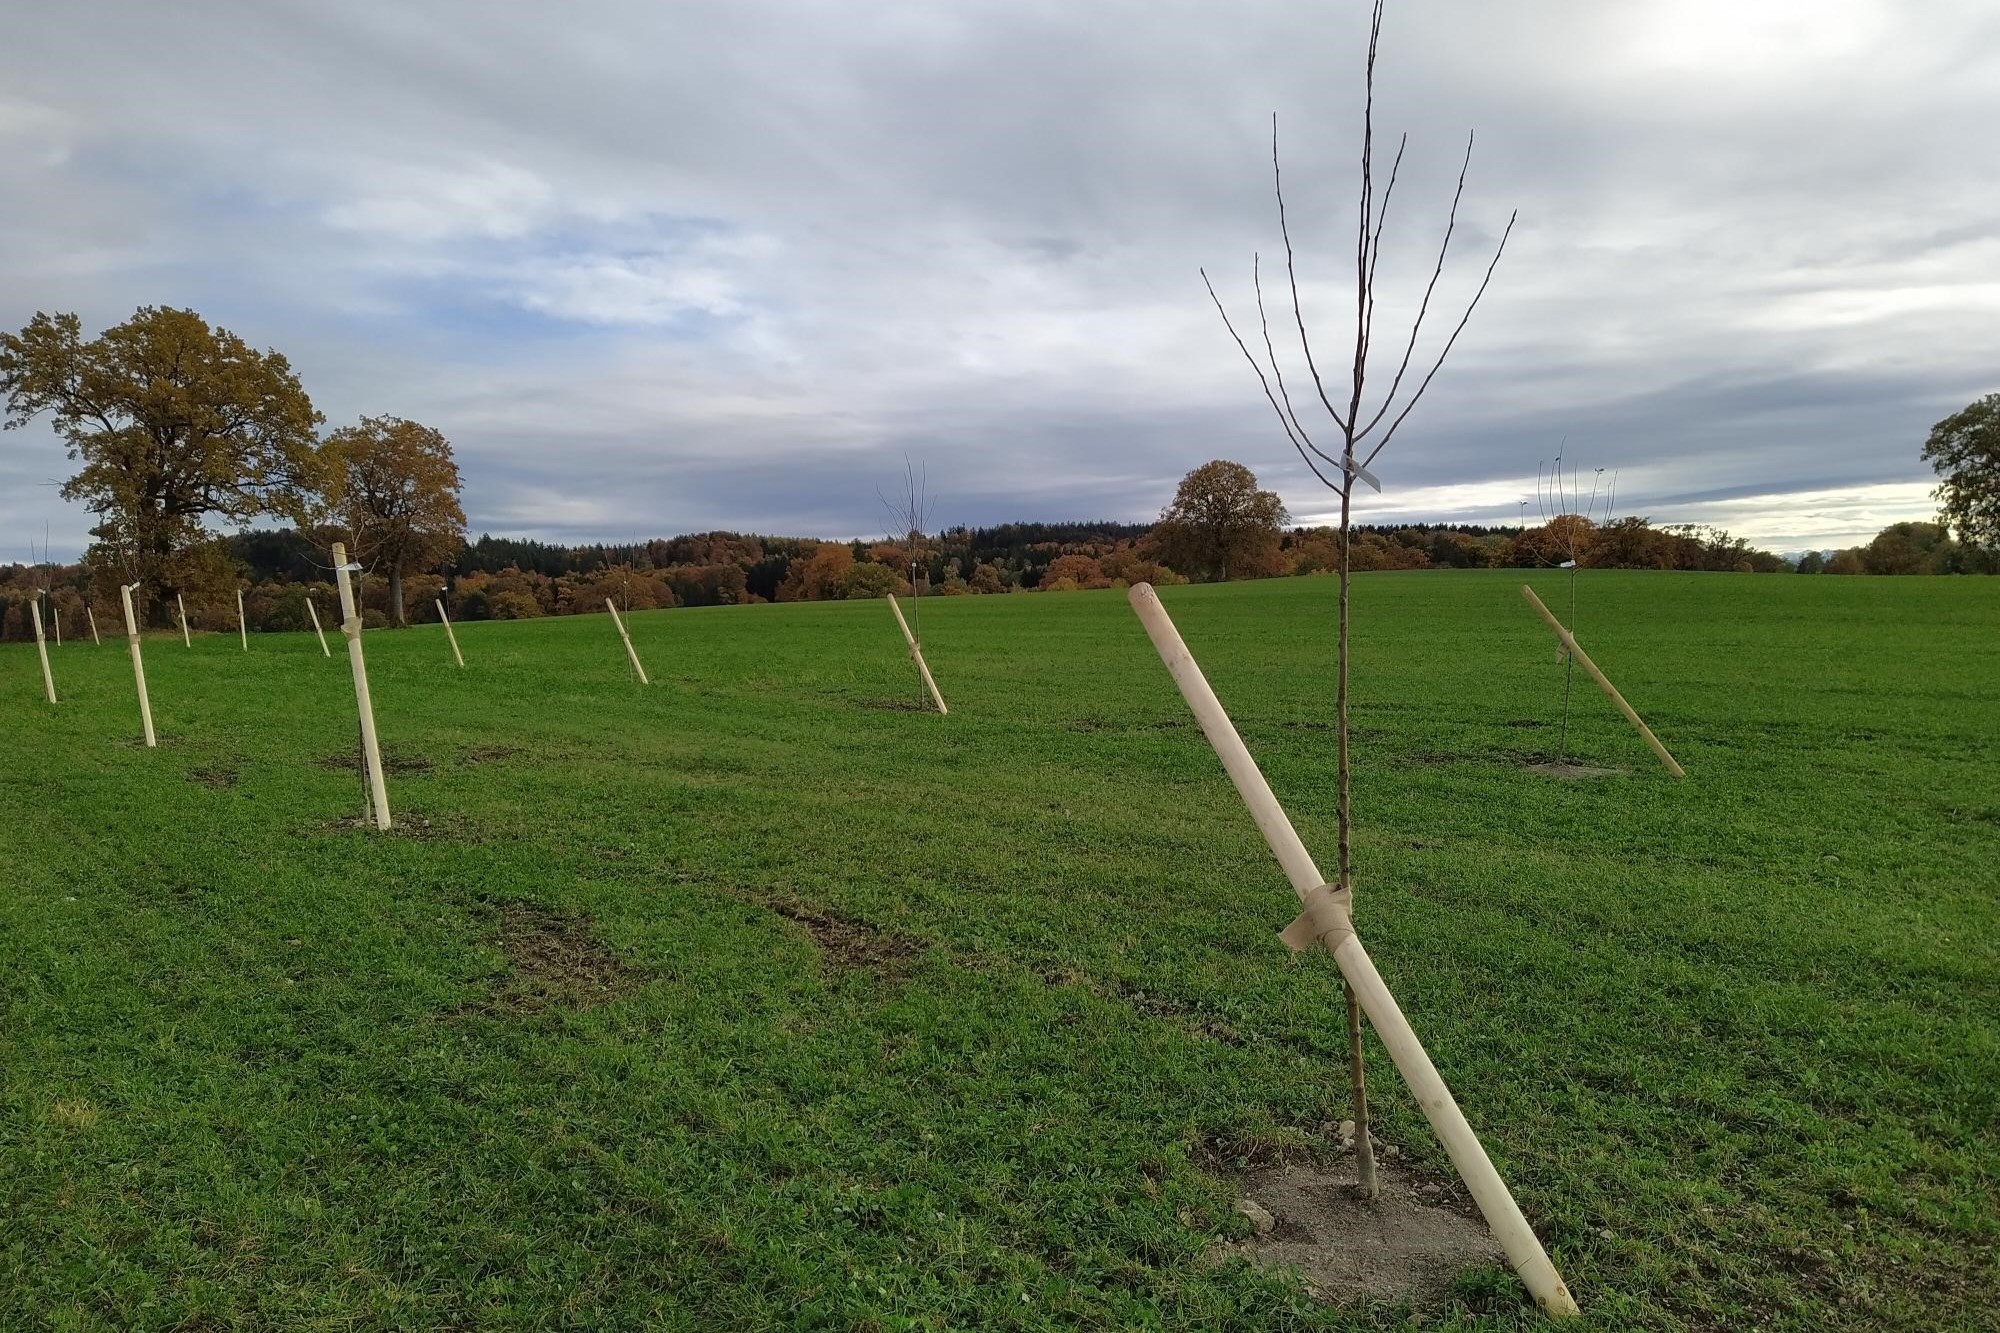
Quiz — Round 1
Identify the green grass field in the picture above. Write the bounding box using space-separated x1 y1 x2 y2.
4 571 1996 1331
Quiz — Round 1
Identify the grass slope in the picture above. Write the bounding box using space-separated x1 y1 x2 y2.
3 571 1996 1331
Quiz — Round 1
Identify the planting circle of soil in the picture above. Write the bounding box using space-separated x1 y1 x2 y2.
1216 1161 1502 1308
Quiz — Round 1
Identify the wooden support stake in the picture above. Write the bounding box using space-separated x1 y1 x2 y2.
1520 585 1684 778
238 589 248 650
53 607 62 647
29 599 56 703
437 600 464 668
87 606 100 646
886 594 947 714
119 584 155 747
606 600 649 684
333 543 391 830
176 594 192 647
306 598 331 656
1127 583 1579 1319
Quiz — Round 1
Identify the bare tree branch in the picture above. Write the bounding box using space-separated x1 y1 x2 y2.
1361 209 1515 468
1202 267 1342 490
1272 116 1350 435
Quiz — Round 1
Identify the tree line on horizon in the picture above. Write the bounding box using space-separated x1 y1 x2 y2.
3 307 1995 644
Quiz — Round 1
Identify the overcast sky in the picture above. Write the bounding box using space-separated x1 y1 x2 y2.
4 0 1996 559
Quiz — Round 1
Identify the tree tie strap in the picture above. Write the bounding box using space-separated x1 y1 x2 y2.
1279 883 1355 953
342 615 363 642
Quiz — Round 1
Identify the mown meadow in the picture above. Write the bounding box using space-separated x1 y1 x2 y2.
3 570 1995 1331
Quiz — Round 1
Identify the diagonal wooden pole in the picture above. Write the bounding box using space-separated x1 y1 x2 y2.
176 594 192 648
606 600 649 684
437 600 464 668
238 589 248 650
306 598 331 657
333 544 391 830
87 606 100 645
29 599 56 703
1128 583 1578 1318
1520 585 1683 778
887 594 947 714
119 583 155 747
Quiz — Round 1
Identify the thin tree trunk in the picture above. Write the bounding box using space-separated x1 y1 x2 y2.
390 560 405 627
1338 467 1378 1198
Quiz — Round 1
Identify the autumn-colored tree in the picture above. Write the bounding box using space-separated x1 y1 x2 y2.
778 543 855 601
0 307 325 625
1040 553 1110 590
841 560 907 600
1149 460 1289 582
323 415 467 627
1922 393 2000 550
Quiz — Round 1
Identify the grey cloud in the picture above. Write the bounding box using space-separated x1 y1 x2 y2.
3 0 1997 561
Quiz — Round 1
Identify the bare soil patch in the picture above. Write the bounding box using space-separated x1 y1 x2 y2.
458 744 524 766
1216 1160 1503 1309
1524 758 1624 779
478 901 642 1015
315 811 480 841
318 750 433 776
770 901 923 973
855 696 935 713
186 767 238 789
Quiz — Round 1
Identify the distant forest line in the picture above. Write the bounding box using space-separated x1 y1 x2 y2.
1 512 1986 643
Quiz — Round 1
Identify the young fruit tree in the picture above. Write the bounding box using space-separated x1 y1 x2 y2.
1201 0 1514 1201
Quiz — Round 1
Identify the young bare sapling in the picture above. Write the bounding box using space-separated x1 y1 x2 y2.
332 542 391 830
887 594 948 714
1201 0 1514 1198
606 599 650 684
306 598 331 656
119 583 155 746
1530 453 1617 761
878 456 944 711
29 597 56 703
1129 584 1577 1316
437 599 464 668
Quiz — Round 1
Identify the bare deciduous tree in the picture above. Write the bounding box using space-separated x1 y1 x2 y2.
1202 0 1515 1199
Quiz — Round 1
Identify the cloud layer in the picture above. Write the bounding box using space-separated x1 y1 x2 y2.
4 0 1996 557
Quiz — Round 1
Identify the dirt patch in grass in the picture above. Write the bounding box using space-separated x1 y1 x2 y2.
477 901 642 1015
1036 968 1250 1046
317 750 434 775
186 767 239 788
459 744 524 766
1214 1160 1503 1309
1523 757 1624 779
770 901 923 973
316 811 480 841
854 696 937 713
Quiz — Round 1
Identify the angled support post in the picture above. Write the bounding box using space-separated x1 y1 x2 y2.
238 589 248 650
119 584 155 747
306 598 331 656
87 606 100 645
1128 583 1578 1318
176 594 192 648
1520 586 1683 778
887 594 947 714
29 598 56 703
606 600 649 684
437 600 464 668
333 543 391 830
